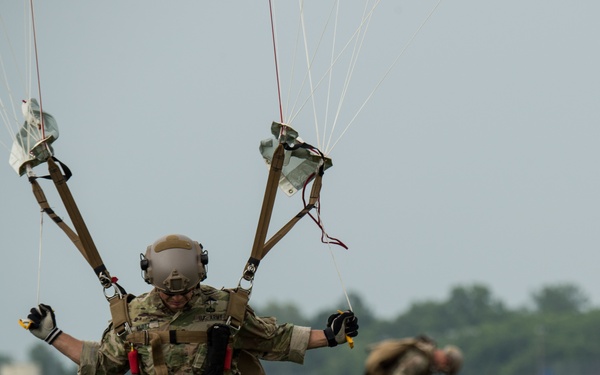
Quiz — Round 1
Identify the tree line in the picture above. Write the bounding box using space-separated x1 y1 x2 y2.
259 283 600 375
2 282 599 375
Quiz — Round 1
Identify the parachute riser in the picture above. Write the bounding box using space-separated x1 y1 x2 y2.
241 141 285 290
261 170 323 257
28 162 118 290
24 157 134 335
229 123 334 334
46 158 105 272
241 123 331 287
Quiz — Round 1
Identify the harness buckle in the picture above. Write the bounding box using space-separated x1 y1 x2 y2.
225 316 242 333
116 322 131 337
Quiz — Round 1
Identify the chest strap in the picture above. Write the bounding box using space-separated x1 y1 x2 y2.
127 330 225 375
127 330 208 345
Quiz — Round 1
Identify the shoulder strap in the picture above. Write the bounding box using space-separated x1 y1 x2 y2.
225 288 250 330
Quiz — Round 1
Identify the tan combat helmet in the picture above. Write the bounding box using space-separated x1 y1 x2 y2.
140 234 208 294
443 345 463 375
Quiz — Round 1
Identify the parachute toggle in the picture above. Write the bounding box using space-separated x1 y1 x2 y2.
259 122 332 196
9 98 59 176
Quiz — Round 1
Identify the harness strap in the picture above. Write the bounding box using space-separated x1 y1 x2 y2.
225 288 250 330
46 157 107 278
109 297 133 337
29 177 90 264
127 330 211 375
262 170 323 257
231 142 285 330
149 333 168 375
28 157 134 336
248 142 285 265
236 128 328 330
127 330 209 345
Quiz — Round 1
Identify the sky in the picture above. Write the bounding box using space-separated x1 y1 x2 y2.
1 0 600 363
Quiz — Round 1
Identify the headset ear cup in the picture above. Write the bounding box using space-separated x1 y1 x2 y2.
141 246 152 284
195 242 208 281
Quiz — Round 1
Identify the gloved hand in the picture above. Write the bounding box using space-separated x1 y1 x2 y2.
27 304 62 345
323 310 359 347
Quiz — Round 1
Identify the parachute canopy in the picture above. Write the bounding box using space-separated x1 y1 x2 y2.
9 98 59 176
259 122 332 196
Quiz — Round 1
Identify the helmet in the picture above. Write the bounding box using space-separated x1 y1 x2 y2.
443 345 463 375
140 234 208 294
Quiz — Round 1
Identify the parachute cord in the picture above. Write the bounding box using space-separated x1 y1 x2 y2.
0 8 27 154
298 0 322 150
0 14 22 130
326 0 376 154
321 0 340 152
327 0 444 154
298 175 351 309
321 213 353 311
29 0 47 140
286 0 339 140
268 0 284 123
286 1 380 129
36 209 44 305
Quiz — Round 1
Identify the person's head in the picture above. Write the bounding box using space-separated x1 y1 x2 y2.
433 345 463 374
140 234 209 310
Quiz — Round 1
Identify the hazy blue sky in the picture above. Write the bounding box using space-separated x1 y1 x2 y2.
1 0 599 362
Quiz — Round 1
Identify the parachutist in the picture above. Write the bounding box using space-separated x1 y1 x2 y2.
25 233 359 374
365 336 463 375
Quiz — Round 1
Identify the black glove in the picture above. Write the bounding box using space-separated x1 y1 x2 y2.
27 304 62 345
323 310 359 347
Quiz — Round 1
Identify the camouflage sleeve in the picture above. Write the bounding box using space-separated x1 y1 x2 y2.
233 313 311 364
390 350 431 375
78 328 130 375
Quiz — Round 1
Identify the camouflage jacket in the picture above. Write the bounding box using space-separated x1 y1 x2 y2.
386 348 434 375
78 285 311 374
364 338 436 375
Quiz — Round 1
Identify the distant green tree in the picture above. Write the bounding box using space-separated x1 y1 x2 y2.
257 284 600 375
444 284 508 327
28 343 76 375
55 282 593 375
389 284 509 341
256 300 312 326
391 299 446 338
0 352 11 367
260 292 373 375
532 283 589 314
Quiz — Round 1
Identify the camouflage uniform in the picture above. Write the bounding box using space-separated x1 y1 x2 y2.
79 285 311 374
364 338 436 375
385 348 434 375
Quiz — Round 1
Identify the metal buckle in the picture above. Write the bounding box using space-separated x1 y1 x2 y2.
103 282 123 302
116 322 131 337
226 316 242 333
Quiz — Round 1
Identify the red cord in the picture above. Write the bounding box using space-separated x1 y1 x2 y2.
301 173 348 250
268 0 284 123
